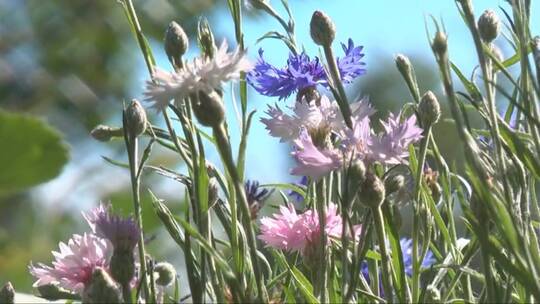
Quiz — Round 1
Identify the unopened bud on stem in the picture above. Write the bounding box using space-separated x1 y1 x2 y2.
125 99 148 138
192 91 225 128
478 9 500 43
395 54 413 81
431 31 448 56
384 174 405 195
90 125 123 142
198 18 216 59
165 21 189 68
154 262 177 287
0 282 14 304
310 10 336 46
110 249 135 288
360 171 385 209
419 91 441 127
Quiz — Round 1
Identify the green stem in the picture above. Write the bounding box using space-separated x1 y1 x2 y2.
322 44 353 129
372 206 394 302
315 180 328 303
213 124 268 302
123 0 154 76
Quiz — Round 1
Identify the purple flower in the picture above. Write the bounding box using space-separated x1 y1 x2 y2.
29 233 112 295
290 128 342 179
248 39 366 100
83 204 140 251
336 39 367 83
248 50 325 100
370 114 423 164
343 113 422 165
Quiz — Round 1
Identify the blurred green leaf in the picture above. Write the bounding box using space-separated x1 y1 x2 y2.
0 110 69 196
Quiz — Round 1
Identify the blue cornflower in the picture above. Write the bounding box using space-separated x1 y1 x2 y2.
245 180 273 219
247 39 366 100
288 176 308 202
361 238 435 283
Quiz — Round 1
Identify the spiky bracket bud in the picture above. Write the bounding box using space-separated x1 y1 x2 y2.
431 31 448 56
418 91 441 127
360 171 385 209
198 18 216 59
310 10 336 46
192 91 225 128
165 21 189 68
0 282 14 304
478 9 500 43
125 99 148 138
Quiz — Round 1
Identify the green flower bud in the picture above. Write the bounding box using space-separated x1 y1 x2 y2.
37 284 79 301
198 18 216 59
478 9 500 43
165 21 189 68
418 91 441 127
360 171 385 209
90 125 123 142
110 249 135 287
431 31 448 56
348 160 366 186
310 10 336 46
384 174 405 195
82 267 123 304
0 282 14 304
395 54 413 81
125 99 147 138
192 91 225 128
154 262 177 287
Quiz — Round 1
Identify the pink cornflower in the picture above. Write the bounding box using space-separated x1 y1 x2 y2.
29 233 112 295
258 203 361 255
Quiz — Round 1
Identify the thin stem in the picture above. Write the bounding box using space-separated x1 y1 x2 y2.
322 44 353 129
123 0 154 75
213 124 269 302
315 180 328 303
372 206 394 302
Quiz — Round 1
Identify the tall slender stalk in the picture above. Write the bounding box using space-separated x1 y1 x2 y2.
372 206 394 302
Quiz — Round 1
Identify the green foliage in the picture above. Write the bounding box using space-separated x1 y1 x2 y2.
0 110 69 196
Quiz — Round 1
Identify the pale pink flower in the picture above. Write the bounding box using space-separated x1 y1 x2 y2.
290 128 342 179
144 40 252 111
261 95 373 143
258 203 361 255
29 233 112 295
370 113 423 164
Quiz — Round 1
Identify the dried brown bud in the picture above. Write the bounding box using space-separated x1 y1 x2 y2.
310 11 336 46
125 99 148 138
0 282 14 304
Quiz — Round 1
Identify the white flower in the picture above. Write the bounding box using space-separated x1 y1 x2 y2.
144 40 252 111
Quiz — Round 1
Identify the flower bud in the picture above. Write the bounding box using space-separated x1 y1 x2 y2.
310 11 336 46
198 18 216 59
82 267 123 304
360 171 385 209
431 31 448 56
154 262 176 287
425 285 441 303
478 9 500 43
110 248 136 287
192 91 225 128
0 282 14 304
418 91 441 127
165 21 188 69
384 174 405 195
348 160 366 186
296 86 321 105
125 99 148 138
37 284 79 300
90 125 123 142
395 54 414 80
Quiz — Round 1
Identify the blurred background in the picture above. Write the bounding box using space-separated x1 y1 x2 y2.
0 0 538 294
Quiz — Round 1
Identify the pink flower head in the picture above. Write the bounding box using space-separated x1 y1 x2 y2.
291 128 342 179
371 113 423 164
258 203 361 255
82 204 140 252
29 233 112 295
